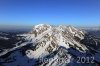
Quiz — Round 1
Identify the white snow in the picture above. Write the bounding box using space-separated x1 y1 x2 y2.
29 41 51 59
0 36 9 40
58 34 70 49
26 50 34 59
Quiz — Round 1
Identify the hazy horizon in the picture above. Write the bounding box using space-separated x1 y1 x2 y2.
0 24 100 32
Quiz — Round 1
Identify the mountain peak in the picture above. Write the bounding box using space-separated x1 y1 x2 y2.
34 24 51 29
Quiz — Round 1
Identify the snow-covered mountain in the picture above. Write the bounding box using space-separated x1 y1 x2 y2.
0 24 100 66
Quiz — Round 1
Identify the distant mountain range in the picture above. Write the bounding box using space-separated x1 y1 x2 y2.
0 25 32 32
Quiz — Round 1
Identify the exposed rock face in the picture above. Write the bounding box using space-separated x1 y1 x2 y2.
0 24 100 66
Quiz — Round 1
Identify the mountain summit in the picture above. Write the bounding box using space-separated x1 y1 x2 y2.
0 24 100 66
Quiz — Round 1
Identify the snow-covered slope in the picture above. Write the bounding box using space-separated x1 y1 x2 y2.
0 24 100 66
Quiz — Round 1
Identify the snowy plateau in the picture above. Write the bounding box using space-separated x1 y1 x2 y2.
0 24 100 66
